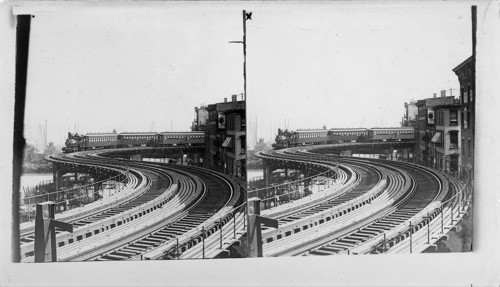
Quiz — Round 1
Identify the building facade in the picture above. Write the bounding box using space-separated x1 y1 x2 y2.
414 95 456 166
191 106 209 132
402 101 418 127
431 104 462 172
453 55 475 178
205 95 246 180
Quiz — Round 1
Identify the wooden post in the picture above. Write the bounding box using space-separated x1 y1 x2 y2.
427 212 430 244
176 237 179 259
233 213 237 239
202 226 205 259
34 202 73 262
409 221 413 254
219 217 223 249
247 197 279 257
441 207 444 233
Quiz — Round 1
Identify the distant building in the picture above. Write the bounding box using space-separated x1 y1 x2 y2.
402 101 418 127
192 106 209 132
414 95 457 166
205 95 246 180
431 104 462 172
453 55 475 178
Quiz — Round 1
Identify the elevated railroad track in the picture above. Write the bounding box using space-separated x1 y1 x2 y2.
21 148 245 262
254 144 470 256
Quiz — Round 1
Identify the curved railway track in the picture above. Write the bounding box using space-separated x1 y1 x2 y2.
88 165 241 261
254 146 455 256
300 157 444 256
21 148 245 262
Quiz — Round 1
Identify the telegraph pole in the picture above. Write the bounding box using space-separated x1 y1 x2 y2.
243 10 247 101
229 9 252 255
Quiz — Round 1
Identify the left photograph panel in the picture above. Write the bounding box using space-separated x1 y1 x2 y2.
15 7 247 262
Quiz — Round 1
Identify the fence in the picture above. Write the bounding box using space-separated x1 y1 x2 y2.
148 202 248 260
247 157 339 211
20 165 130 223
368 156 473 254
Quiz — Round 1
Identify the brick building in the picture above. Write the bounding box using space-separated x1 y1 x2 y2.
431 104 462 172
453 55 475 179
204 95 246 180
452 5 476 181
414 95 456 166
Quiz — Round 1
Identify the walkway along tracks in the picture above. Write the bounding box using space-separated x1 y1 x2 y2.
87 165 243 261
22 148 244 262
253 145 460 256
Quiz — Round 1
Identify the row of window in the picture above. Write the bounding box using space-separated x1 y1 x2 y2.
225 114 246 131
435 110 459 126
330 132 367 136
162 135 204 139
460 84 473 104
297 133 327 139
433 131 458 148
373 131 413 135
121 136 155 140
87 137 116 142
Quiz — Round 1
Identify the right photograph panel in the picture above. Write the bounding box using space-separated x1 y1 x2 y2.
246 2 475 257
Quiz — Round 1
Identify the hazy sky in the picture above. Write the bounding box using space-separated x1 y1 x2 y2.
23 2 473 149
25 6 245 148
246 2 472 146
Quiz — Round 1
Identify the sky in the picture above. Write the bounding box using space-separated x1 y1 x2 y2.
22 2 473 150
24 6 245 149
246 2 473 146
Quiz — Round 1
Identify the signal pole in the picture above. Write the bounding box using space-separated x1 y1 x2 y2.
229 9 251 255
243 10 247 101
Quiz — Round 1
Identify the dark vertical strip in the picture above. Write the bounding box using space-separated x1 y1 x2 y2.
242 10 246 101
471 5 476 139
13 14 32 263
471 6 476 58
242 10 250 257
471 5 477 252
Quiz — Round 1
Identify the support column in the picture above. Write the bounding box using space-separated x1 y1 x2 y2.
263 160 271 188
34 202 73 262
304 178 312 196
52 163 60 192
247 197 278 258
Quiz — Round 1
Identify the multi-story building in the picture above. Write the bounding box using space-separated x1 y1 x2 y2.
431 104 462 172
402 101 418 127
191 106 209 132
451 5 476 181
205 95 246 180
453 55 475 179
414 95 456 166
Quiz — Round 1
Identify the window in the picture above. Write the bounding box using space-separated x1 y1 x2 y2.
468 85 472 103
467 109 471 130
450 110 458 126
450 131 458 149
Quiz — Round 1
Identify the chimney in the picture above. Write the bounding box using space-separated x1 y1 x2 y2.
441 90 446 98
232 94 237 102
433 93 437 98
224 98 227 103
